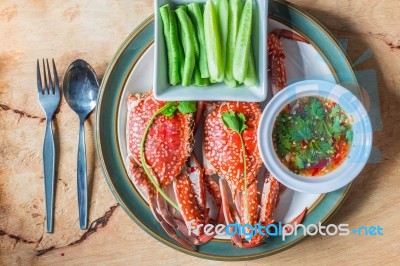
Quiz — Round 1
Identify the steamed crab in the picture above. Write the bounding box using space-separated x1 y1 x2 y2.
202 30 308 248
126 93 220 250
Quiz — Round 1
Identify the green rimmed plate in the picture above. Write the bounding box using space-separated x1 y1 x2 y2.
95 0 360 261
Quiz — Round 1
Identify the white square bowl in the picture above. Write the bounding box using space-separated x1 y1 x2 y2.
154 0 268 102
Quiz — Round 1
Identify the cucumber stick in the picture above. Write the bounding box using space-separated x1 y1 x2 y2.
169 9 181 85
233 0 253 83
224 77 237 88
216 0 228 81
204 0 223 82
160 5 181 85
176 8 196 87
244 44 257 87
187 3 209 78
177 7 199 61
225 0 243 80
174 10 185 79
193 66 210 86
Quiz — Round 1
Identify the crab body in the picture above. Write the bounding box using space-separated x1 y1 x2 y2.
127 93 219 250
203 101 277 247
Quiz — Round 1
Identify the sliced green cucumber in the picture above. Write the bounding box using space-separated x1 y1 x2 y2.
160 5 180 85
168 8 181 85
233 0 253 83
204 0 223 82
176 8 196 87
187 3 210 79
224 77 237 88
225 0 243 80
216 0 228 81
244 44 257 87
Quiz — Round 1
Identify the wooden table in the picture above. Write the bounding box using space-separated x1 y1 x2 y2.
1 0 399 265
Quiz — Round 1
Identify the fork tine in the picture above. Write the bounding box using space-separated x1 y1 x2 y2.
52 59 60 94
46 59 54 94
42 59 49 94
37 59 43 95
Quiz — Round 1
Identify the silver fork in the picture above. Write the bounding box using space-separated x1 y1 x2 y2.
37 59 61 233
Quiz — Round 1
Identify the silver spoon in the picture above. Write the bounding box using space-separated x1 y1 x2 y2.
63 59 99 230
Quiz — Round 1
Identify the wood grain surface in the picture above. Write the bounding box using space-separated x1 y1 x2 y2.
1 0 399 265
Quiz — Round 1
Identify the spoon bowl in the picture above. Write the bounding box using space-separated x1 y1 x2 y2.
64 59 99 119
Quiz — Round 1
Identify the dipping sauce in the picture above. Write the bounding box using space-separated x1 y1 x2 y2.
273 96 353 176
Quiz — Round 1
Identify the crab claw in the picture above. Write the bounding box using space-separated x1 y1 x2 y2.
268 33 287 95
259 175 280 226
220 178 248 248
155 154 221 246
219 178 263 248
219 174 284 248
268 29 309 95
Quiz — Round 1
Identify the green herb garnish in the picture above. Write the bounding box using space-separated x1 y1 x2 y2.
161 101 197 117
221 111 250 221
140 101 197 211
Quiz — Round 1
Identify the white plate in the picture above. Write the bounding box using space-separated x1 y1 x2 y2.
117 19 336 231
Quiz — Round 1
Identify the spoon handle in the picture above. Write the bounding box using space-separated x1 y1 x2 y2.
77 119 88 230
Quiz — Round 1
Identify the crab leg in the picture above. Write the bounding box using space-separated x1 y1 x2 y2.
219 178 245 247
270 29 309 44
219 178 264 248
205 176 222 224
187 154 207 222
268 29 309 95
154 154 220 246
157 193 200 246
259 175 280 226
268 33 287 95
127 158 196 251
173 172 205 230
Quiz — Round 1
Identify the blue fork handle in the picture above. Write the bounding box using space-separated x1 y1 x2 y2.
43 119 55 233
77 119 88 230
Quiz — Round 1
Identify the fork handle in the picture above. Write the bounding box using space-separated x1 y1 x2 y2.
43 119 55 233
77 119 88 230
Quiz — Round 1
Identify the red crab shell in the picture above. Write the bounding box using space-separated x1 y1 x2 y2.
203 102 262 196
203 102 263 226
127 93 193 186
